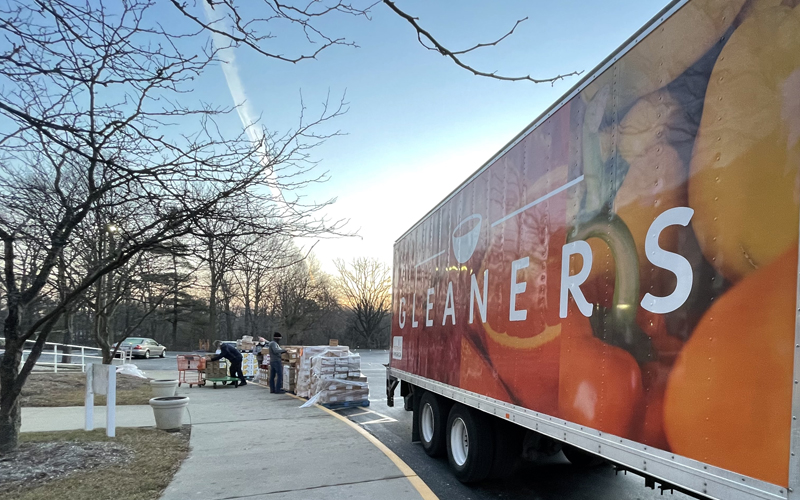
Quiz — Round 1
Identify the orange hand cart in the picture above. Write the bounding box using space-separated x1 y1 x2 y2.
177 354 206 388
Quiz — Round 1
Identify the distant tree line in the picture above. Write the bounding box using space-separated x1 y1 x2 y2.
32 243 392 355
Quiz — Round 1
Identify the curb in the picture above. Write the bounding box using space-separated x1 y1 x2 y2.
283 391 439 500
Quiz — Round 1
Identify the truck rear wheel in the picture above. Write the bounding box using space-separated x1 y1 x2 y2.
446 404 495 483
563 444 605 467
419 392 448 457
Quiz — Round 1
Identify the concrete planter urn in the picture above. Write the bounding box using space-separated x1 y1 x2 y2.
149 396 189 431
150 379 179 398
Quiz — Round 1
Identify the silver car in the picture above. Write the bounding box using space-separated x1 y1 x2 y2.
115 337 167 359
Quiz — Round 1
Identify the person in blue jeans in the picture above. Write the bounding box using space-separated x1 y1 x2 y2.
209 340 247 387
268 332 287 393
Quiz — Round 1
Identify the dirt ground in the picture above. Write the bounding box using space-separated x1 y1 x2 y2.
0 427 190 500
16 372 152 407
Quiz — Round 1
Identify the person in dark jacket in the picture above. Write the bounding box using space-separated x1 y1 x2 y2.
210 340 247 387
268 332 287 393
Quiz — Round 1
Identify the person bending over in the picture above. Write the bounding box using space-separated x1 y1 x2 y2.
209 340 247 387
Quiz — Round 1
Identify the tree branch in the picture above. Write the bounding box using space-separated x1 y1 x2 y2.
382 0 582 84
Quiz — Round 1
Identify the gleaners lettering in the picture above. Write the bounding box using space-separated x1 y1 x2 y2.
397 206 695 329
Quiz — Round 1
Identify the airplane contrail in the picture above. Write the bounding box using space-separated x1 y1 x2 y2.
202 2 285 203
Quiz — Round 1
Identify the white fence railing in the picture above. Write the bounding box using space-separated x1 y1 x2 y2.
20 340 131 373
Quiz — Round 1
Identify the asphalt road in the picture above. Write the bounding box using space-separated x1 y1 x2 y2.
339 350 695 500
127 351 199 372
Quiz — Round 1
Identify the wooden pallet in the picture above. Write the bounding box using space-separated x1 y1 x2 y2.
321 399 370 410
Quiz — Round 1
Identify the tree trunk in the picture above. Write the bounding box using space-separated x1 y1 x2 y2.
61 310 73 364
0 345 21 454
0 399 20 455
208 243 219 341
58 250 72 363
2 313 60 454
171 254 179 348
222 280 234 340
208 280 218 340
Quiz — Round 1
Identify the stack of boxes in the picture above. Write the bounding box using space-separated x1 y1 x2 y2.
315 378 369 406
281 346 301 393
241 352 258 377
296 345 349 397
204 359 229 379
236 335 255 351
259 344 271 384
294 345 370 407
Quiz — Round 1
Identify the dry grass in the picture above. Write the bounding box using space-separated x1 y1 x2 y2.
0 427 190 500
17 373 152 407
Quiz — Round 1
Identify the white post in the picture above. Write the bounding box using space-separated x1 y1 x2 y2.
85 366 94 431
53 343 58 373
106 364 116 438
81 347 86 372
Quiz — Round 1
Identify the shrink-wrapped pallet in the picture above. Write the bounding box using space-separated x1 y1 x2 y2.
314 378 369 405
295 345 349 397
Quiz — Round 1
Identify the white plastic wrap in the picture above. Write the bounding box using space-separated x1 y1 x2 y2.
116 363 147 379
295 345 349 398
314 378 369 405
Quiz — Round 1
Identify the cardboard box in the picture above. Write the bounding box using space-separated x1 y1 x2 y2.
205 360 229 379
329 339 339 346
283 365 297 392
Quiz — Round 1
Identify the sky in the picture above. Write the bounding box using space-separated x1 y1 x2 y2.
198 0 671 273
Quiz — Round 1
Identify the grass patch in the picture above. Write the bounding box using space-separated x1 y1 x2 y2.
17 373 152 407
0 427 190 500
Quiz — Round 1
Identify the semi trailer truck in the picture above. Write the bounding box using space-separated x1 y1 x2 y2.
385 0 800 499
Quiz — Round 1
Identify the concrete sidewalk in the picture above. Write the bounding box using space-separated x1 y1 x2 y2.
21 369 179 432
22 374 432 500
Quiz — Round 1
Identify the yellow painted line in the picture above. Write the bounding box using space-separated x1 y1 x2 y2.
285 392 438 500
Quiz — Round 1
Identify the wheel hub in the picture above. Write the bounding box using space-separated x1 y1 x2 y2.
421 403 435 444
450 417 469 467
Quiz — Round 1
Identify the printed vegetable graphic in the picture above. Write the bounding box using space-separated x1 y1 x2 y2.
477 187 566 413
634 360 671 450
582 0 746 117
663 243 797 486
471 129 573 413
459 337 513 403
689 4 800 282
580 90 691 308
559 304 644 438
617 90 690 292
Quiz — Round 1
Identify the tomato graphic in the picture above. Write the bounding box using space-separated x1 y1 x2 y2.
476 220 566 414
471 158 571 414
663 244 797 486
459 336 513 403
637 308 684 365
633 361 672 450
558 305 644 438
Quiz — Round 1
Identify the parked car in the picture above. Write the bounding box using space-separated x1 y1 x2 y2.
113 337 166 359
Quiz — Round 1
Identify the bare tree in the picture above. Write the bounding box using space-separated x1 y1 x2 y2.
334 257 391 349
271 254 338 344
0 0 346 452
230 234 294 338
0 0 579 455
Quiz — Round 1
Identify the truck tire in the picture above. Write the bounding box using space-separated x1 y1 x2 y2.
419 392 449 457
563 444 605 467
446 404 495 483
